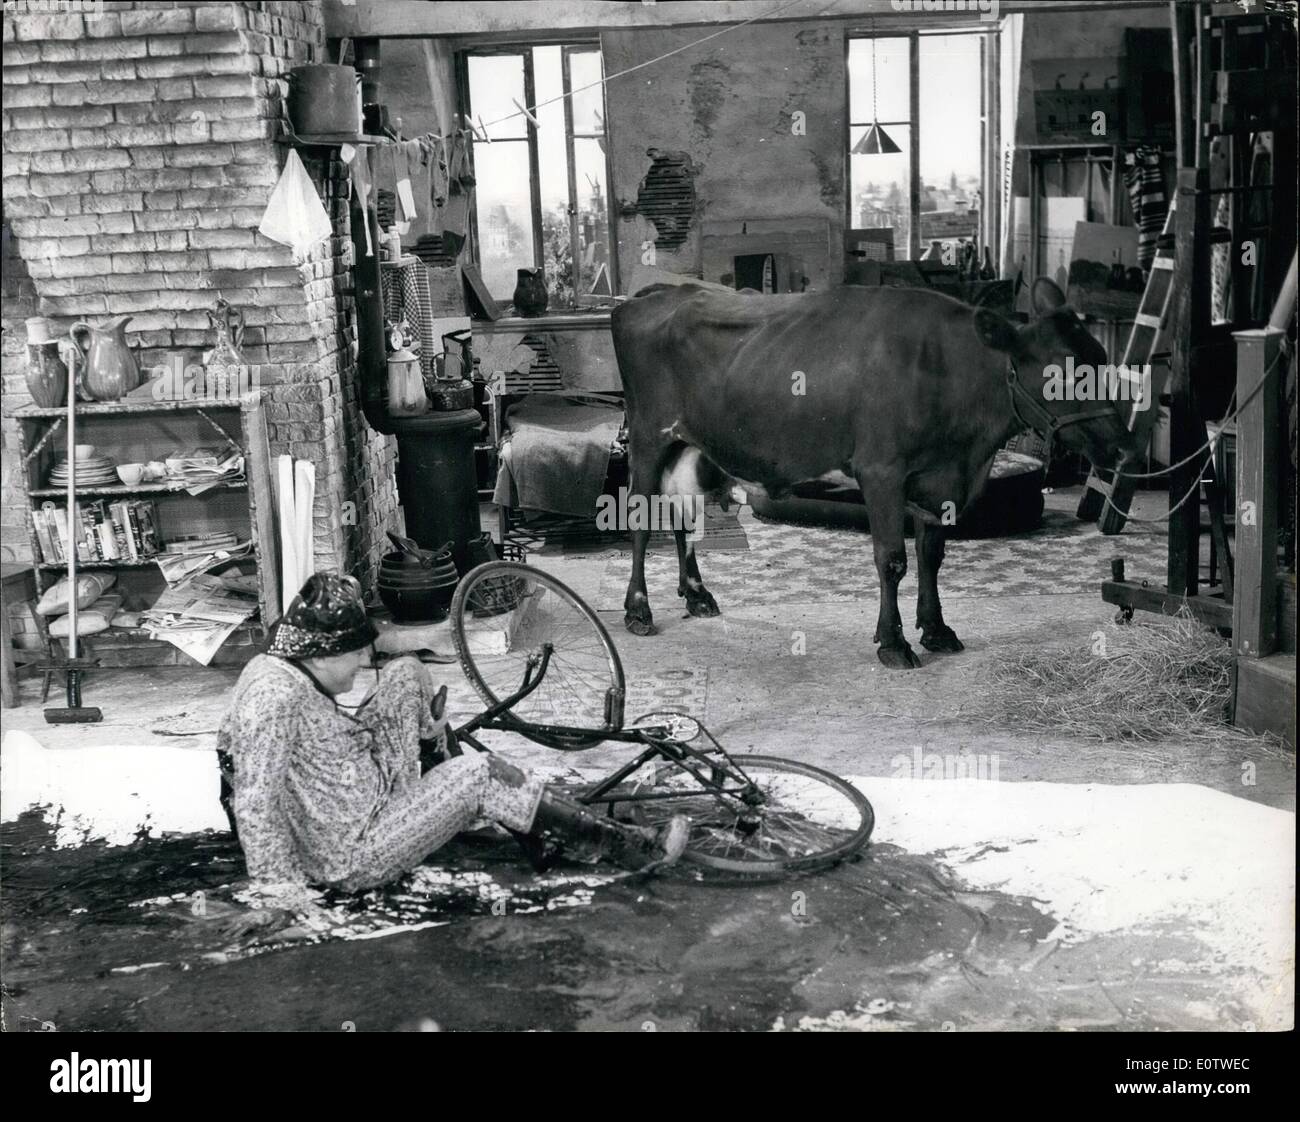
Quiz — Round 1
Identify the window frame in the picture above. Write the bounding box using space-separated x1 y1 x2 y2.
457 42 618 306
845 27 998 264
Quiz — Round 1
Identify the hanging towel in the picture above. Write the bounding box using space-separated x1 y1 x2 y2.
1124 146 1167 273
259 149 333 257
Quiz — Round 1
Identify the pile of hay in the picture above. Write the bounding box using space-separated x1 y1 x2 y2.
973 609 1268 745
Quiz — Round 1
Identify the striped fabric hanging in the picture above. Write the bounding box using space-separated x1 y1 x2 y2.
1124 146 1167 273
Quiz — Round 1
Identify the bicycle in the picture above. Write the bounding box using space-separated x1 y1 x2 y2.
444 561 875 882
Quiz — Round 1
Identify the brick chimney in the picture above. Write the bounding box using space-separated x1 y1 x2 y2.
1 1 399 595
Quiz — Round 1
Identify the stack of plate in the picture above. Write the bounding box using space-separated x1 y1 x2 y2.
48 453 118 488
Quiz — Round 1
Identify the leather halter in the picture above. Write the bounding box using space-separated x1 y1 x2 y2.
1005 358 1121 444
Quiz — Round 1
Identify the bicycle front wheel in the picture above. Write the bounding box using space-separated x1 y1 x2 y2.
596 755 874 881
451 561 625 749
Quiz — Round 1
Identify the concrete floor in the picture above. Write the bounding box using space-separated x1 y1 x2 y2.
1 489 1294 1031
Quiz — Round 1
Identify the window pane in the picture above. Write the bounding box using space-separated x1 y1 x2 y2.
473 141 535 297
919 35 982 252
573 136 610 295
850 123 912 260
569 50 605 134
533 45 568 215
848 36 911 124
533 46 573 305
466 54 528 139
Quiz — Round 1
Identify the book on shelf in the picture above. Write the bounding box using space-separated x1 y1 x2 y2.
31 507 56 564
51 506 72 563
134 501 162 556
109 501 138 562
34 500 163 563
93 503 119 561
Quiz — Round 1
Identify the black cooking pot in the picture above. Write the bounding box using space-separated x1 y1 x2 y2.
287 64 361 136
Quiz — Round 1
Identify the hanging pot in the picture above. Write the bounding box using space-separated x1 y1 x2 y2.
68 316 141 402
287 64 362 136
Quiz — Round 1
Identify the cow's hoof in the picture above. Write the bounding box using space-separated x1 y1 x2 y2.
625 612 656 637
920 625 964 653
683 587 720 618
877 643 922 670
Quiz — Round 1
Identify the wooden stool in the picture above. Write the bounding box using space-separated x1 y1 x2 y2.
1 562 53 708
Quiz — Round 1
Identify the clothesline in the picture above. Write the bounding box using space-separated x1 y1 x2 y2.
421 0 814 141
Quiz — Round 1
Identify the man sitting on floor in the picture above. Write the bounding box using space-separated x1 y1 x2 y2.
217 572 687 899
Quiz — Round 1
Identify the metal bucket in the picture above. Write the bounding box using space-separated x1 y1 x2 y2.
287 64 361 136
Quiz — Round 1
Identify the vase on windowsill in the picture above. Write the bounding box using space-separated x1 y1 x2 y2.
512 268 548 318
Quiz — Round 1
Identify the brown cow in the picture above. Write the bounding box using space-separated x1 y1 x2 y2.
609 277 1144 668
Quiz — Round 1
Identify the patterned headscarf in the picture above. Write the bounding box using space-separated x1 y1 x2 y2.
267 572 379 661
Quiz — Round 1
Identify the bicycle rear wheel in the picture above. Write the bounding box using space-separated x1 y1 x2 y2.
451 561 625 749
589 754 874 881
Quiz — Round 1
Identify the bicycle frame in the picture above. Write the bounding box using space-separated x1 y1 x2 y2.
450 643 762 814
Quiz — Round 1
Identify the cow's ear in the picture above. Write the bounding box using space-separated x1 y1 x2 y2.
1031 277 1068 314
973 307 1021 356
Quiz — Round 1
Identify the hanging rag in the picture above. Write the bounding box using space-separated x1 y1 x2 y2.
1124 145 1167 273
259 149 332 256
348 150 375 258
402 138 437 240
436 132 475 258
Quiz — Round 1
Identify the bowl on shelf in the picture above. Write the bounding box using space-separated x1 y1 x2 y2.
74 444 96 460
116 463 146 486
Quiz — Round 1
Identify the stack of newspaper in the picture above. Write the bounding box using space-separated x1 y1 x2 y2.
140 573 258 666
163 447 245 495
153 532 252 587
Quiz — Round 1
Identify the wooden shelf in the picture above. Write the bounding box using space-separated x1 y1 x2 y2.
279 132 393 147
37 555 255 571
15 399 242 419
29 481 247 500
38 558 163 570
15 395 278 667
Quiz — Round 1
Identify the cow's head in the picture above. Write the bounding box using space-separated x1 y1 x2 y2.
974 278 1146 469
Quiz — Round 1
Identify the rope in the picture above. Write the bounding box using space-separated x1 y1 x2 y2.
1100 344 1288 526
1102 453 1210 526
1110 343 1288 480
471 0 813 135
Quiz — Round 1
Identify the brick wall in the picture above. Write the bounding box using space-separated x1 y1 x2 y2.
1 1 399 639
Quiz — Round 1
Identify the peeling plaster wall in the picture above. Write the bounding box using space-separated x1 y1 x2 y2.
601 22 845 291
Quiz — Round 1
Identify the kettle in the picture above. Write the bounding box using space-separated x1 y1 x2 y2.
386 346 428 416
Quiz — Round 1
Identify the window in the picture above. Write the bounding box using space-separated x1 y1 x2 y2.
849 31 990 262
462 46 614 307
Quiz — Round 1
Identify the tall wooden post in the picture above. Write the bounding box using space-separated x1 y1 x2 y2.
1166 167 1209 597
1231 327 1282 660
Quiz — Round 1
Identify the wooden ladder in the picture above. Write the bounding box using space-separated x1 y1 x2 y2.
1076 197 1178 532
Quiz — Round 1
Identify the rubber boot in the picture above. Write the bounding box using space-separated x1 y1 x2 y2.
512 789 689 874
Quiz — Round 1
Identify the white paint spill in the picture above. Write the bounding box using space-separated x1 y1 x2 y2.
855 776 1295 1026
1 729 226 846
5 728 1292 1024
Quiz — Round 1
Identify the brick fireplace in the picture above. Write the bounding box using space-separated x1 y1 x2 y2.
1 0 398 656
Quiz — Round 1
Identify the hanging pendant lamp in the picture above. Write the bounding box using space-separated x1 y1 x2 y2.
852 21 900 156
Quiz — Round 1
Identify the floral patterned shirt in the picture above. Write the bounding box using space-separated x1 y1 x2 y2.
217 654 440 887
